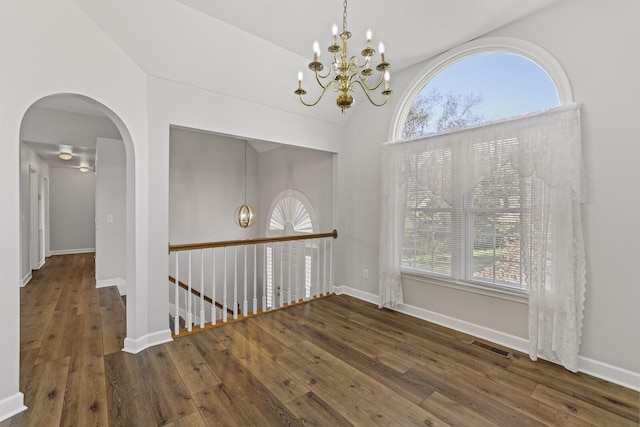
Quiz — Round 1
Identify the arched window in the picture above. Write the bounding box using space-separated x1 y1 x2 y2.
267 189 318 236
382 37 581 302
265 190 318 307
390 37 572 142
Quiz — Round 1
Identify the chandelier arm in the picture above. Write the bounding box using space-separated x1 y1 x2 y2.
353 72 385 92
351 80 390 107
299 81 335 107
314 69 332 88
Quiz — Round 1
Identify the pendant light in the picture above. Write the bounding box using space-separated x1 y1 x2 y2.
234 140 256 228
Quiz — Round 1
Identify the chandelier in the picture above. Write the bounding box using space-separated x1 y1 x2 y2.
294 0 392 113
234 141 256 228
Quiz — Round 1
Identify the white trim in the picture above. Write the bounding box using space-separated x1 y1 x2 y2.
332 285 378 305
116 278 127 296
96 277 127 296
96 278 117 288
336 285 640 392
49 248 95 255
122 329 173 354
578 357 640 392
401 270 528 304
20 271 32 287
0 392 26 423
395 301 530 355
389 36 573 142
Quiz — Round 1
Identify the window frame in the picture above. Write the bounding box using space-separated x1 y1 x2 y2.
392 37 573 302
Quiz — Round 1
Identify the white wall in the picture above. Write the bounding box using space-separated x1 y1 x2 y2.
95 138 126 287
258 145 334 236
169 128 260 244
0 0 149 417
146 76 343 366
21 106 121 148
19 144 50 284
49 167 95 253
339 0 640 386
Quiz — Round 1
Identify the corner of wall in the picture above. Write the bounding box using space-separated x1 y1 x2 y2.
0 392 26 423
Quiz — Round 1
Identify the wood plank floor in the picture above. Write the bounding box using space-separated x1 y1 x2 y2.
2 253 638 426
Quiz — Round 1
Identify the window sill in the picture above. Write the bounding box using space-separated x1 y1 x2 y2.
400 268 529 304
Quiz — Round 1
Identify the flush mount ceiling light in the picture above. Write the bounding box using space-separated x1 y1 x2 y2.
79 166 91 173
234 140 256 228
59 152 73 160
294 0 392 113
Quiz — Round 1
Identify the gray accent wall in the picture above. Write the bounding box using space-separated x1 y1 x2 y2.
49 167 95 253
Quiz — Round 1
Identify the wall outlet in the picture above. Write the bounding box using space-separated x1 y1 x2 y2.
362 268 369 279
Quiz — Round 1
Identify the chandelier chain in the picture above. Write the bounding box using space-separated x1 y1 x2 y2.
343 0 348 32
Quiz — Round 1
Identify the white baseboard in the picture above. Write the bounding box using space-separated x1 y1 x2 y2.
96 278 116 288
334 284 640 392
0 392 26 423
20 271 32 287
333 285 379 305
122 329 173 354
50 248 95 255
96 277 127 296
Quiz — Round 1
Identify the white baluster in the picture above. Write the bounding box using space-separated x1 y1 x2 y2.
323 238 328 295
262 244 267 312
243 245 248 317
174 251 180 335
233 247 238 320
295 240 300 304
223 247 228 323
329 238 334 294
200 249 205 328
187 251 193 332
316 238 321 298
253 245 258 315
279 242 284 308
287 240 292 306
211 248 216 326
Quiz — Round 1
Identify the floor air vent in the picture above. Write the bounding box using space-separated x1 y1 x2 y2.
471 340 511 358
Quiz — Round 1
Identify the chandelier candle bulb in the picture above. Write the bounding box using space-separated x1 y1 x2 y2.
379 42 385 62
313 40 320 61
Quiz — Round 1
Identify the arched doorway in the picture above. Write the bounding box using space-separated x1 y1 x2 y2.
19 92 137 341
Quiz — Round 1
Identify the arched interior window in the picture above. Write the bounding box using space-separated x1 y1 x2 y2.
265 190 318 307
267 189 318 236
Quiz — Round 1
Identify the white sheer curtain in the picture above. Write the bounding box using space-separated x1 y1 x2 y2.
379 104 586 371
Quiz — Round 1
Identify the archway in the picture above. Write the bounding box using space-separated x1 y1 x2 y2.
19 92 137 342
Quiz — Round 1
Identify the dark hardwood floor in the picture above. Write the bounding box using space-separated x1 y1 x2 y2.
2 253 638 426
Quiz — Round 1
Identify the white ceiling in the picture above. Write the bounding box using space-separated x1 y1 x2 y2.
176 0 561 72
26 0 562 167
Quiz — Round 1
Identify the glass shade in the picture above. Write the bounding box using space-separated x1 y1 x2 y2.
234 204 256 228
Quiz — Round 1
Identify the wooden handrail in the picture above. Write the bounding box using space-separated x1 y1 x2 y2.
169 229 338 253
168 276 236 316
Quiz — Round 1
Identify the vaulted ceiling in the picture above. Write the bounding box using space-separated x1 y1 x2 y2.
25 0 562 168
176 0 561 72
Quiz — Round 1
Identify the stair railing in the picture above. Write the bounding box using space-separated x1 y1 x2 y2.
168 230 337 335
